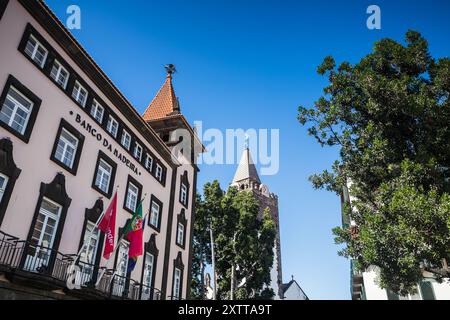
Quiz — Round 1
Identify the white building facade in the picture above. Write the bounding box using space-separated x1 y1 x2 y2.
341 183 450 300
0 0 202 300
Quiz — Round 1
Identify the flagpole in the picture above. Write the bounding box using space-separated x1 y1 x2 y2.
96 194 147 289
74 186 120 264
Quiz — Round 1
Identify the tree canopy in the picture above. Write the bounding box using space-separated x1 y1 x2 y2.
298 30 450 295
190 180 276 299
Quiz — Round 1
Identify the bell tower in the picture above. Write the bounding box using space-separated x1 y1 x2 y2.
230 147 283 299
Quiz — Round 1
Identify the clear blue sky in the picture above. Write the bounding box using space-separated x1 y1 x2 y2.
45 0 450 299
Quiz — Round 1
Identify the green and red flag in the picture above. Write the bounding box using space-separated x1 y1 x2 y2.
124 200 144 272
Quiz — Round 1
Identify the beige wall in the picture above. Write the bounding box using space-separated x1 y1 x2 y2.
0 0 194 299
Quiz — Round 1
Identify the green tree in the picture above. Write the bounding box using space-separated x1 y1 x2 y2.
190 182 223 299
298 30 450 295
190 194 210 299
191 180 276 299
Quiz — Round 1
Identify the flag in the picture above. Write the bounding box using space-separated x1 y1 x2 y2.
98 191 117 259
127 216 146 273
124 201 144 272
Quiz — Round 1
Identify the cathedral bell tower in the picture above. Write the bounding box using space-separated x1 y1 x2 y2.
230 147 283 299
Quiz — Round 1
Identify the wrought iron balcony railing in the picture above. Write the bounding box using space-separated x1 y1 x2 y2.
0 230 161 300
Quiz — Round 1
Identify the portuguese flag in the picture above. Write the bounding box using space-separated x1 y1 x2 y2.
124 200 144 272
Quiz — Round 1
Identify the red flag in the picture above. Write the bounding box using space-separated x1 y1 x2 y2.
126 201 144 260
98 191 117 259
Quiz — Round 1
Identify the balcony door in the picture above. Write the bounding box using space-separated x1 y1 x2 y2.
141 252 154 300
77 221 100 285
24 197 61 272
112 240 129 297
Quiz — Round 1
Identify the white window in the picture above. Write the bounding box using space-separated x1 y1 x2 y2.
145 154 153 171
90 99 104 124
95 159 112 194
54 128 79 168
134 143 142 161
107 115 119 138
125 182 139 212
24 35 48 68
25 198 61 272
0 86 33 135
177 223 185 246
141 253 155 300
121 130 131 150
77 221 100 283
173 268 181 299
71 81 88 107
155 164 163 181
180 184 187 205
134 142 142 162
150 201 160 228
112 240 129 297
50 60 69 89
0 174 9 203
80 221 100 265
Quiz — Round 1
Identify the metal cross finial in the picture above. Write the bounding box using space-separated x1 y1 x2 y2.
244 134 249 149
164 64 176 75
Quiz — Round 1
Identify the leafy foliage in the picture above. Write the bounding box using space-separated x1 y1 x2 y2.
191 180 276 299
298 30 450 295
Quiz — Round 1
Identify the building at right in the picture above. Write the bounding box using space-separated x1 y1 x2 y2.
341 182 450 300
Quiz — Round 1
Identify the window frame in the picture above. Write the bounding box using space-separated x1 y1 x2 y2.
0 138 22 227
175 209 187 249
80 221 100 265
148 195 163 232
134 142 143 161
112 239 130 297
0 75 42 143
90 99 104 124
121 129 131 150
173 267 182 300
145 153 153 172
71 80 88 108
50 59 69 89
155 164 163 181
92 151 117 199
77 198 105 285
180 183 187 205
140 234 159 300
23 173 71 274
0 173 9 205
171 252 184 300
142 253 155 290
24 34 48 69
106 115 119 138
176 223 185 247
50 119 85 175
123 175 142 215
179 171 190 208
30 197 62 249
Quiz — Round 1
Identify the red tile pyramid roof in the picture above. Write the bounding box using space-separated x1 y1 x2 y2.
142 74 179 121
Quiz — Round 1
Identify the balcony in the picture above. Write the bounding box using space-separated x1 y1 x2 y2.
0 230 161 300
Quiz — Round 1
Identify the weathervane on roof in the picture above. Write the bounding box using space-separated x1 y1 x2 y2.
164 64 177 76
